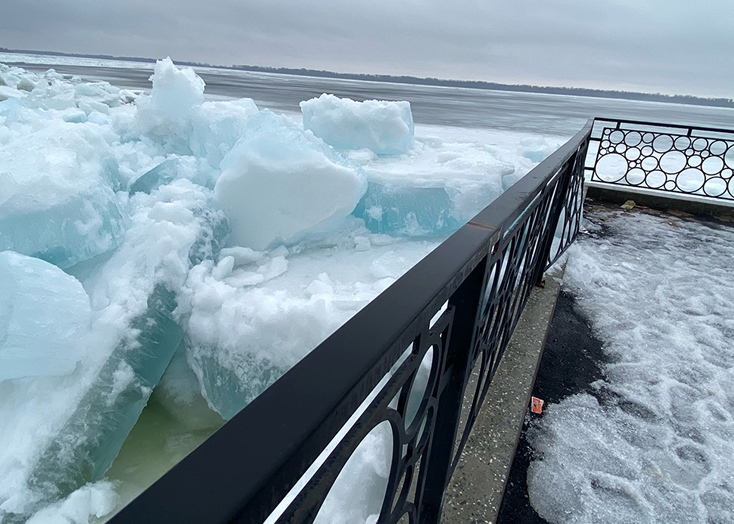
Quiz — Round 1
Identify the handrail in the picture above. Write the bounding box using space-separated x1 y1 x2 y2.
109 119 593 524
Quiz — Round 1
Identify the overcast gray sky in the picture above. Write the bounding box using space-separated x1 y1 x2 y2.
1 0 732 98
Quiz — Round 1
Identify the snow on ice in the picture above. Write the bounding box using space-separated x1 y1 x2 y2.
528 209 734 524
0 57 562 522
301 93 414 155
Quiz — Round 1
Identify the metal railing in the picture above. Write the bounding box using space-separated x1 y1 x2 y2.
587 118 734 201
109 120 592 524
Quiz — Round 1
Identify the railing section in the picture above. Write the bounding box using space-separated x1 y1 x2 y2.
587 118 734 201
109 120 592 524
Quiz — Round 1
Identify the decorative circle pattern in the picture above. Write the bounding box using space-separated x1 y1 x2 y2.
592 126 734 199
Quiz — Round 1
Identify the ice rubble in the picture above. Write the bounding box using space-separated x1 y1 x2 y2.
179 220 439 420
0 57 558 521
25 481 120 524
0 60 231 522
301 94 414 155
136 57 258 166
349 130 539 236
528 210 734 524
0 182 228 522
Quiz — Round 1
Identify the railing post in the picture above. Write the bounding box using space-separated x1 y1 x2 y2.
419 254 489 523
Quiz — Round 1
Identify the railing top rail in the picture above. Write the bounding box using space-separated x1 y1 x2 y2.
592 117 734 137
110 119 594 524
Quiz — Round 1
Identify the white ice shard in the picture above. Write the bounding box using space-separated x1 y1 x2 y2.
519 136 556 163
136 57 205 145
301 94 414 155
24 480 120 524
0 104 127 269
0 85 23 101
353 182 461 236
214 110 367 250
0 252 91 382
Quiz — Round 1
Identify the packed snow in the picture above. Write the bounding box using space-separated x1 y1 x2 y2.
0 57 565 522
528 208 734 524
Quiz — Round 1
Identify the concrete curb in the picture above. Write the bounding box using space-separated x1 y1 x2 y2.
440 269 564 524
586 183 734 221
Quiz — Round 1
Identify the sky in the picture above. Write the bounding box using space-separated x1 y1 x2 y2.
1 0 732 99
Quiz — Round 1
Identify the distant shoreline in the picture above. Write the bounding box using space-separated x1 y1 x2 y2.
2 47 732 109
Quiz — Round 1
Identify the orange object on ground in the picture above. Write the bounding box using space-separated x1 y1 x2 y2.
531 396 544 414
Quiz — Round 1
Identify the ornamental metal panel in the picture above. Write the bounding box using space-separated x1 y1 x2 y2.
588 118 734 200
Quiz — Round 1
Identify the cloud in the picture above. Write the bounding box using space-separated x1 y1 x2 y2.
0 0 731 98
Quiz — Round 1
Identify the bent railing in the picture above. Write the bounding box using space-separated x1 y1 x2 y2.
587 118 734 201
110 120 592 524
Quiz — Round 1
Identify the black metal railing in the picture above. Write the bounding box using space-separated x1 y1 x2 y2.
109 120 592 524
587 118 734 200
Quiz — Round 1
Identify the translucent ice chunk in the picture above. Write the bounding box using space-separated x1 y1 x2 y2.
153 341 224 431
214 110 367 250
301 94 414 155
353 182 461 237
0 118 127 268
0 185 127 269
188 346 289 421
0 252 91 382
519 136 556 163
23 285 184 507
128 158 180 195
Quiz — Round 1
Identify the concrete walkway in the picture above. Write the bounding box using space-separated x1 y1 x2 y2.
441 269 564 524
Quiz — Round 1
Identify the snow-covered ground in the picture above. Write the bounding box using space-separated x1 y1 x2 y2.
0 58 566 523
528 207 734 523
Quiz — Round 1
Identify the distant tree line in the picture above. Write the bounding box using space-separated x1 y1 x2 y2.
229 65 734 108
2 47 732 109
